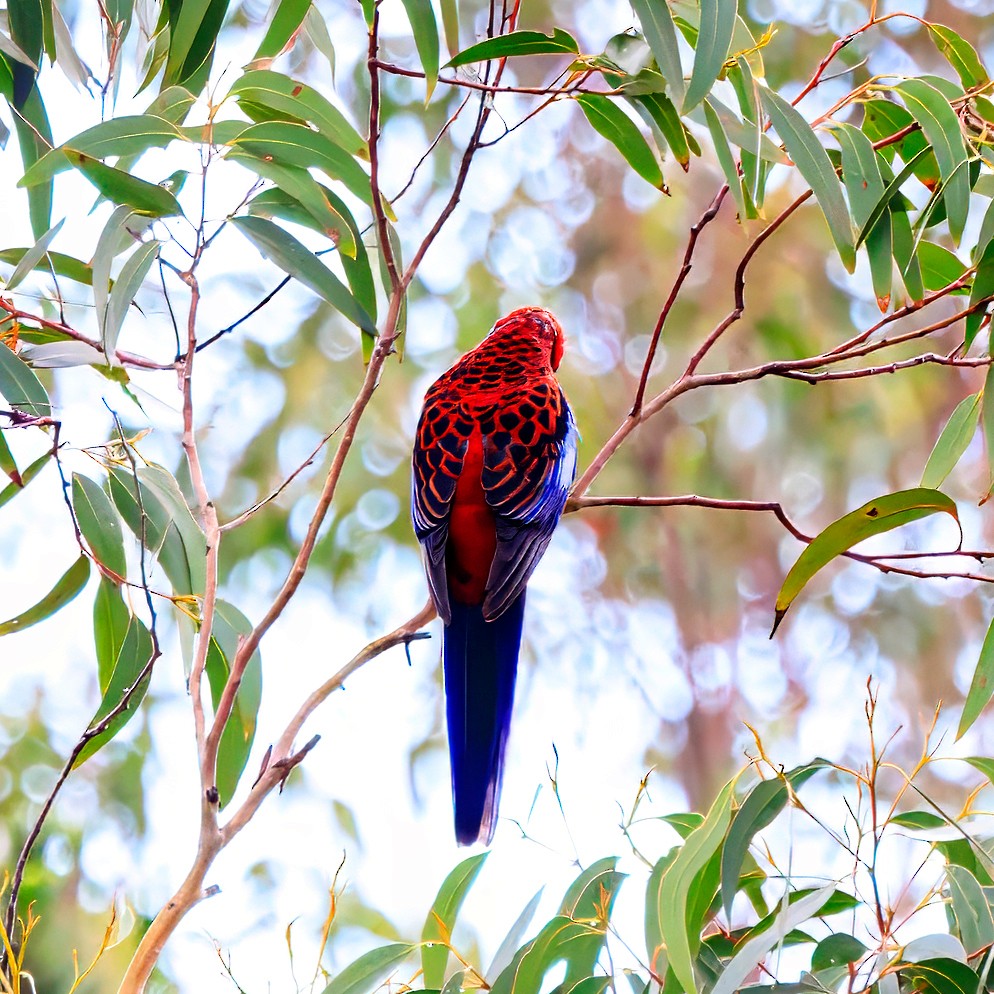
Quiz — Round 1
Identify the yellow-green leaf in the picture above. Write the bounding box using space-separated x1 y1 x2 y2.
0 556 90 636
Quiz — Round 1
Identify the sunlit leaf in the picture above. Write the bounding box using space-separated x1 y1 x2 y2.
0 341 51 417
631 94 691 169
630 0 684 104
928 24 988 91
319 943 416 994
559 858 626 985
102 240 160 355
489 917 604 994
73 473 127 579
899 957 981 994
486 889 544 980
3 217 64 291
720 761 829 919
400 0 439 101
63 150 183 217
946 865 994 954
958 620 994 738
920 393 981 490
93 576 130 691
0 451 47 510
0 556 90 636
439 0 458 55
575 94 665 190
163 0 228 89
917 242 968 293
965 240 994 351
251 0 310 61
761 87 855 272
682 0 735 112
422 853 488 987
73 613 154 767
704 99 748 219
772 489 961 634
0 248 97 286
811 933 867 971
0 431 18 486
232 215 377 341
446 29 579 68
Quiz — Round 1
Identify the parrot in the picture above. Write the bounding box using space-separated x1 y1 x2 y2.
411 306 578 846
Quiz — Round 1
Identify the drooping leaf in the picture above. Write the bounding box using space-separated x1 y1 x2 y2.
102 240 160 355
439 0 458 55
895 79 971 244
632 92 692 170
446 29 579 68
487 890 544 980
682 0 736 112
0 431 18 485
0 556 90 636
575 94 665 190
73 473 127 579
400 0 440 100
0 341 51 417
761 87 855 272
811 933 868 972
0 452 48 510
3 217 64 291
772 489 961 634
720 761 830 919
489 917 605 994
945 865 994 954
920 393 981 490
927 24 988 91
73 613 154 767
232 215 377 341
162 0 230 90
319 943 416 994
917 241 968 293
93 576 131 691
558 858 626 985
899 957 982 994
704 99 748 219
251 0 310 62
958 619 994 738
0 248 98 286
63 150 183 217
965 240 994 351
630 0 684 104
422 853 489 987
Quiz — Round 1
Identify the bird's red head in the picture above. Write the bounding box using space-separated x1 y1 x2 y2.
491 306 566 371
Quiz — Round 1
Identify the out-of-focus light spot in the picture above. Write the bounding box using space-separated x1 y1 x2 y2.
356 489 400 531
319 317 359 361
362 437 407 477
782 470 824 517
738 632 786 711
278 425 324 479
622 170 661 212
407 298 457 356
487 207 574 289
624 334 667 377
827 0 868 34
881 0 927 32
726 393 768 451
43 834 74 876
832 564 879 616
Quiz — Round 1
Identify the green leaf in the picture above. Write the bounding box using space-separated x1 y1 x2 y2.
489 917 605 994
93 576 131 691
252 0 310 61
982 365 994 500
3 217 64 291
630 0 684 104
890 810 946 830
703 99 748 219
487 889 544 979
205 600 263 807
711 886 837 994
0 451 48 510
230 151 357 255
965 239 994 350
19 116 182 188
446 29 579 68
73 473 127 579
319 943 416 994
73 613 154 767
632 92 692 170
720 761 829 920
439 0 458 55
958 620 994 738
63 149 183 217
895 79 971 244
422 854 489 987
228 70 367 159
928 24 988 90
772 489 961 634
0 248 98 286
10 71 55 238
811 934 867 971
558 858 626 985
401 0 440 101
231 121 374 206
0 556 90 636
575 94 665 190
231 215 377 340
657 779 735 994
920 392 981 489
682 0 736 112
0 341 51 416
945 865 994 954
917 242 968 292
0 431 18 485
102 240 160 355
761 87 855 272
899 958 982 994
163 0 229 89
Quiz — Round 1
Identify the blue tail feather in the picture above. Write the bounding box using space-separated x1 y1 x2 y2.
444 594 525 846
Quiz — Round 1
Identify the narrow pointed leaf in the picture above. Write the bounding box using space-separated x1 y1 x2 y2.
446 29 579 68
928 24 988 90
983 364 994 500
63 150 183 216
633 92 691 169
682 0 736 112
917 242 968 292
966 240 994 351
73 473 127 578
895 79 971 243
0 431 18 485
400 0 439 100
630 0 684 104
946 865 994 953
93 577 130 691
0 342 51 416
772 489 960 633
0 556 90 636
319 943 416 994
576 93 665 190
761 87 855 271
487 889 544 980
0 248 97 286
0 452 48 510
704 100 747 218
920 393 981 490
102 240 160 355
422 853 489 987
232 216 377 339
899 958 982 994
958 619 994 738
440 0 458 55
3 217 64 291
252 0 310 61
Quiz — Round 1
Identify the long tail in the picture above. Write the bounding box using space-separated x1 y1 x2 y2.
443 594 525 846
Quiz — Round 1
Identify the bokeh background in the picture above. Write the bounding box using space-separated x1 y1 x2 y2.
4 0 994 988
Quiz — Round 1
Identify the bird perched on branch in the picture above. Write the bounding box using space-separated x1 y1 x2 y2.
411 306 578 846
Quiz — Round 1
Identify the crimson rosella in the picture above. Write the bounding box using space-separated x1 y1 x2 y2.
411 306 578 845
